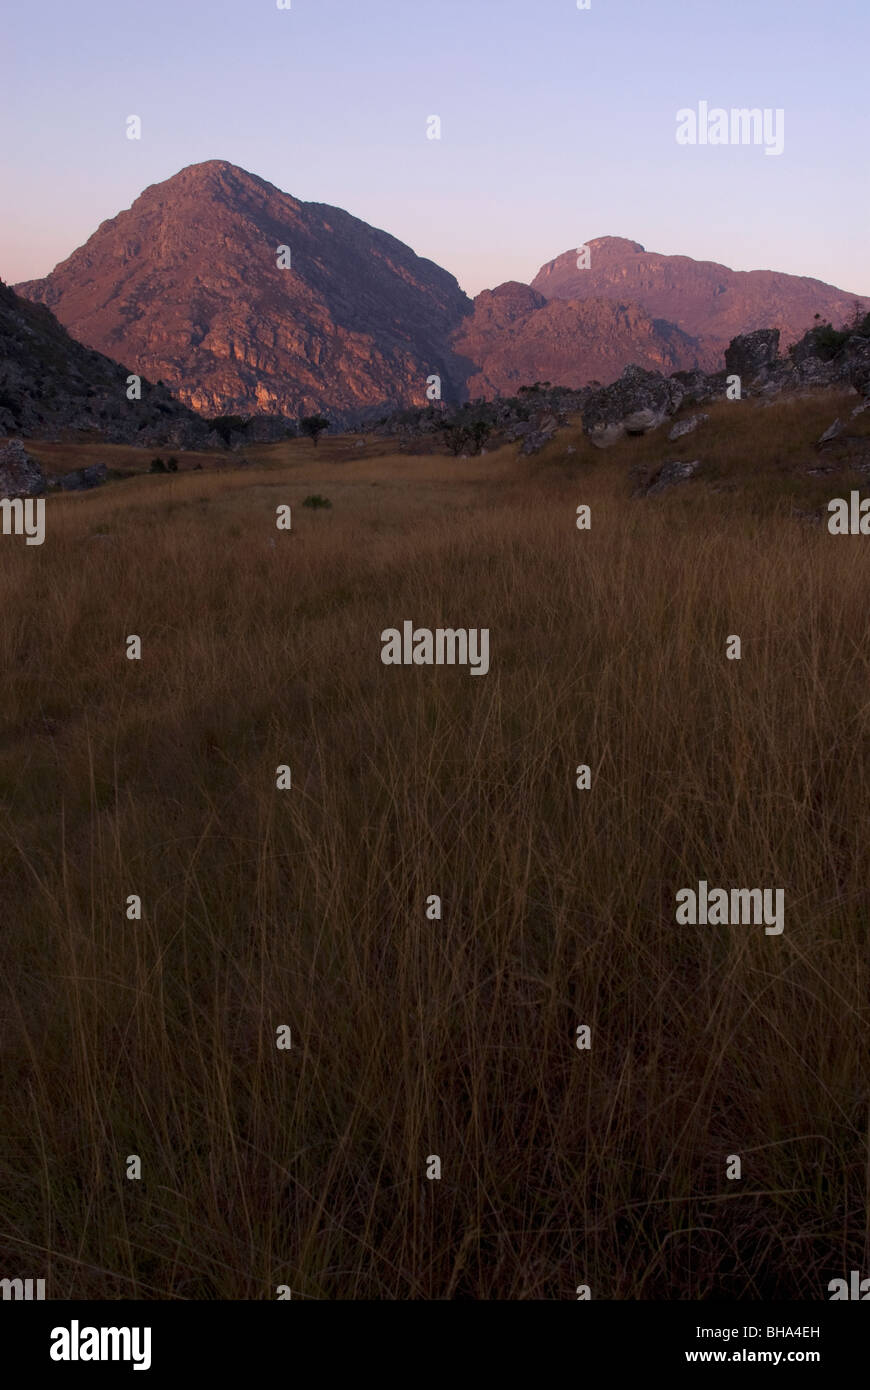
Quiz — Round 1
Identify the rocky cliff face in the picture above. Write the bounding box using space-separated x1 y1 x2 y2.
452 281 703 398
531 237 870 370
16 160 474 427
0 279 211 446
13 174 869 420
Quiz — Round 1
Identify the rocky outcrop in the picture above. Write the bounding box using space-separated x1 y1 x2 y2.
0 438 46 497
16 160 474 428
531 237 869 371
846 336 870 395
581 325 870 449
58 463 108 491
14 172 869 422
451 283 702 400
583 365 685 447
747 326 870 397
668 412 709 441
638 458 701 497
724 329 780 384
0 280 213 447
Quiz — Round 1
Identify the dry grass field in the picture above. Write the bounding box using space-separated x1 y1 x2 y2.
1 390 869 1299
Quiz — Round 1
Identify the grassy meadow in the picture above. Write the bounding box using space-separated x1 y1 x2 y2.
1 390 869 1299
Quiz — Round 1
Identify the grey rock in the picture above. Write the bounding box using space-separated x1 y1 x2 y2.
639 458 701 497
669 369 719 406
587 423 626 450
59 463 108 491
623 407 663 434
795 354 840 387
668 412 709 441
520 429 555 456
846 335 870 396
583 365 684 446
0 438 46 497
724 329 780 384
816 419 843 448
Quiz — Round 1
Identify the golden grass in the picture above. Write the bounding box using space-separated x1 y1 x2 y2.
1 396 869 1299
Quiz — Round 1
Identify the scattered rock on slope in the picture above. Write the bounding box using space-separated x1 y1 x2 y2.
724 328 780 385
0 438 46 497
583 366 685 448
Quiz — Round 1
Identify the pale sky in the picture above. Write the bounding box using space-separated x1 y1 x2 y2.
3 0 869 300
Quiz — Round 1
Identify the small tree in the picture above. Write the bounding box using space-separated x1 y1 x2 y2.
299 415 330 447
210 414 249 446
469 420 491 453
167 456 178 472
150 456 165 473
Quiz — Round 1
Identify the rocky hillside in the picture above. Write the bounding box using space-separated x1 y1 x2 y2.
16 160 474 427
531 237 870 370
13 171 869 420
0 279 216 446
452 281 703 398
372 322 870 469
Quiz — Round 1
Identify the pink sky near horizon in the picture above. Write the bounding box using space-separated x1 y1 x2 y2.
3 0 868 303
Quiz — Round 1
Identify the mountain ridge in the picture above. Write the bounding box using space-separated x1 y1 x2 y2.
530 236 870 371
16 160 474 426
14 163 870 416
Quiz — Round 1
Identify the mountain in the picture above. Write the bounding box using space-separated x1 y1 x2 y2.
15 160 474 427
530 237 870 370
14 170 869 418
452 281 703 398
0 279 209 444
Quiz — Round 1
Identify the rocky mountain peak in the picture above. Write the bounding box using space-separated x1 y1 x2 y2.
15 161 473 426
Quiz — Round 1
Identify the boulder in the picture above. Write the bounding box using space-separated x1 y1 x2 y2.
587 423 627 450
639 459 701 497
623 407 662 434
724 329 780 385
816 419 843 448
794 355 840 387
520 430 555 456
583 365 684 447
668 413 709 441
788 329 826 366
845 335 870 396
669 369 717 405
0 438 46 497
58 463 108 491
